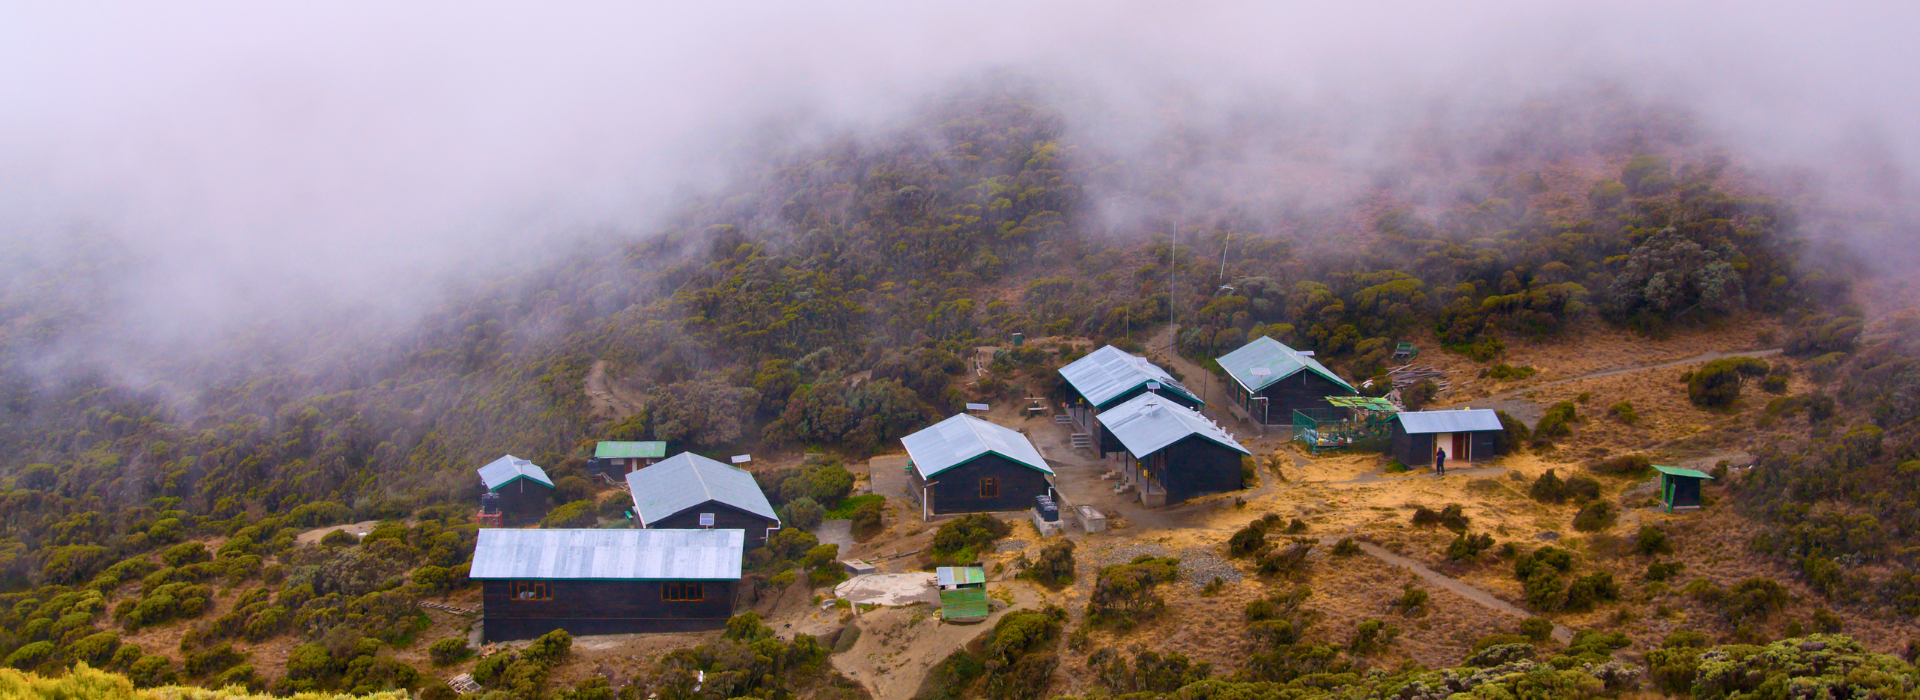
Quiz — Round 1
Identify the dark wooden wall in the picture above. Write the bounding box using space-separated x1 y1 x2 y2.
645 501 779 547
481 578 736 642
1253 372 1355 423
1666 476 1703 509
1390 426 1502 468
1390 428 1436 469
1153 435 1247 505
490 479 555 525
909 454 1053 515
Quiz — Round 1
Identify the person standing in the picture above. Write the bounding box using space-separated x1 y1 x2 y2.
1434 447 1447 476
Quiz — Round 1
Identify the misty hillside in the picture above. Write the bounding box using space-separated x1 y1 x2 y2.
1 70 1918 698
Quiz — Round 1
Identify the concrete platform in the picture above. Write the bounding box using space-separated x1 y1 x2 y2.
833 573 940 607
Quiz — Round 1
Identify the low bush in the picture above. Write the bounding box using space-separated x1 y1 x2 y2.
1394 586 1430 616
1529 470 1568 503
1020 539 1075 587
849 498 885 540
781 497 826 531
1446 532 1494 561
1571 501 1618 532
429 638 471 666
1563 475 1602 503
1331 538 1361 557
1228 514 1282 558
927 514 1011 566
1255 540 1315 578
1410 504 1469 532
1519 617 1554 642
1348 619 1399 655
1531 402 1580 447
1590 453 1652 475
1607 401 1639 425
1646 560 1685 582
1563 572 1619 611
1086 556 1178 630
1634 525 1672 555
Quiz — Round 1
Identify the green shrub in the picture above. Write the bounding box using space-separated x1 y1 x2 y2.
849 499 885 540
1228 515 1281 558
429 638 471 665
1761 375 1789 394
1496 411 1531 449
928 514 1011 565
1446 532 1494 561
1331 538 1361 556
1255 540 1315 578
1348 619 1399 655
1087 557 1179 629
1563 572 1619 611
128 654 176 687
1689 357 1769 408
1571 501 1617 532
320 529 357 547
1606 401 1638 424
1529 469 1568 503
1532 402 1580 447
1590 453 1652 475
5 641 54 670
1021 539 1075 587
780 497 826 531
1520 617 1554 642
1635 526 1672 555
162 542 212 567
1486 364 1536 381
1394 586 1430 616
541 500 597 528
1563 475 1601 503
1646 560 1685 581
1411 504 1469 532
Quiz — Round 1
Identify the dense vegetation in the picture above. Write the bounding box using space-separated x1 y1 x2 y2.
0 75 1891 696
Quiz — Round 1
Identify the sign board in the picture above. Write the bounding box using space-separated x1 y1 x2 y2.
698 513 715 527
1249 367 1272 376
965 403 990 411
1146 382 1161 391
730 454 751 464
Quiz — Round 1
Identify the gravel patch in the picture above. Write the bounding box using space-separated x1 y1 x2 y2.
1084 543 1244 590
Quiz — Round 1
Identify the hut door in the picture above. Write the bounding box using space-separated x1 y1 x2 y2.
1451 434 1470 461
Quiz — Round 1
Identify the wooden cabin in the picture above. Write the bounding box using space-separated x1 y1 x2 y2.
1389 409 1505 469
626 453 781 547
902 414 1055 519
591 441 667 479
1057 345 1201 434
1653 465 1713 512
471 528 743 642
476 455 555 524
1097 392 1251 506
1216 336 1356 426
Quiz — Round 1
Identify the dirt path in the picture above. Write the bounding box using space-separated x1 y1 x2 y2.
1320 536 1574 645
585 359 644 419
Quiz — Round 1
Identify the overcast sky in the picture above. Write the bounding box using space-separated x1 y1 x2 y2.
2 1 1915 351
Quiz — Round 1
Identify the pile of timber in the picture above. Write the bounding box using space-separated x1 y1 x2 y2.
1389 365 1452 390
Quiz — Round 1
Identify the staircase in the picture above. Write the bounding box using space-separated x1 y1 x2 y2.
1069 433 1092 450
1053 414 1073 425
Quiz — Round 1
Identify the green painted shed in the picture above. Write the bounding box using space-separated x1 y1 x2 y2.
1653 465 1713 512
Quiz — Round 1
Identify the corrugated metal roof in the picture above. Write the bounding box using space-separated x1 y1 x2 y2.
626 453 779 525
1395 409 1504 434
595 441 666 459
477 455 554 490
940 588 990 619
1058 345 1201 408
936 566 987 586
468 528 744 581
1653 465 1714 480
901 414 1053 479
1217 336 1355 393
1097 392 1251 459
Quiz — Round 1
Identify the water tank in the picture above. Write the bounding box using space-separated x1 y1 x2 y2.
480 492 501 515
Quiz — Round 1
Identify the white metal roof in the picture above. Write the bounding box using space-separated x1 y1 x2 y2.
900 414 1053 479
1396 409 1504 434
1216 336 1355 393
477 455 554 490
626 453 779 525
468 528 744 580
1097 392 1250 459
1057 345 1201 408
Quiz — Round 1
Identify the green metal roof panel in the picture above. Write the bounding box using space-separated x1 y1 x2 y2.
1653 465 1714 480
596 441 666 459
937 566 987 586
1326 396 1397 411
940 588 990 619
1216 336 1355 394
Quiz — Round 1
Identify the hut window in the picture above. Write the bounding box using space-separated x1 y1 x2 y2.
509 582 550 601
662 582 704 602
979 477 999 498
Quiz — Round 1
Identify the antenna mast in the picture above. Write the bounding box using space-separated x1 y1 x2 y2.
1169 223 1176 335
